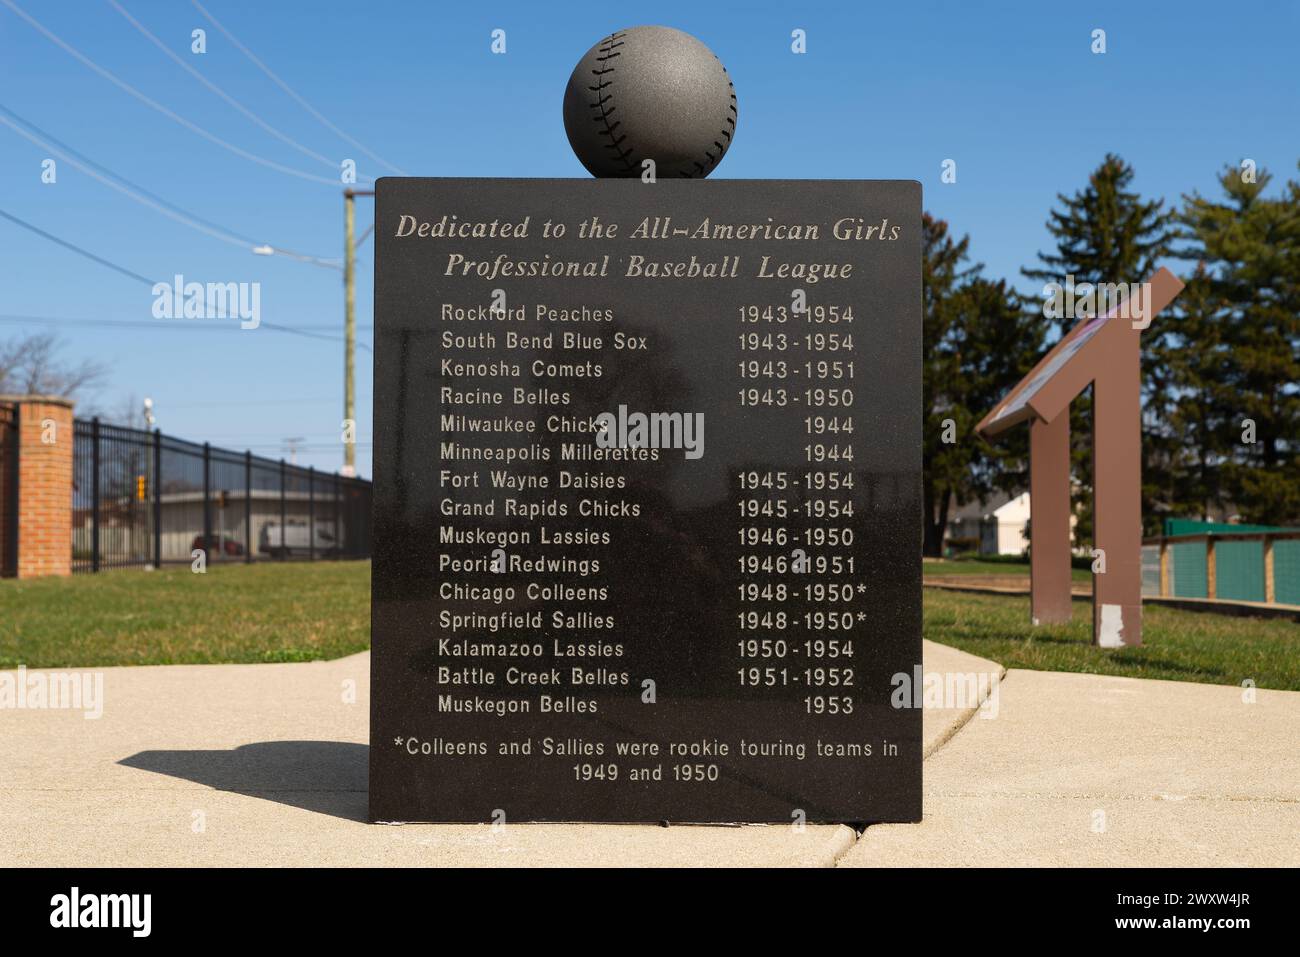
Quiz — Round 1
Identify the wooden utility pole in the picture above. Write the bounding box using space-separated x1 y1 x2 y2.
343 188 374 477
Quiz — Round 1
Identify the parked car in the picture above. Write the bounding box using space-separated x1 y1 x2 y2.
258 521 338 558
191 535 245 557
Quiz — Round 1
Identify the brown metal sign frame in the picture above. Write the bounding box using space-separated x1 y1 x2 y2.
976 268 1184 647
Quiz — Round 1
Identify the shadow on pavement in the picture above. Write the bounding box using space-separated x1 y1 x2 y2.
119 741 368 822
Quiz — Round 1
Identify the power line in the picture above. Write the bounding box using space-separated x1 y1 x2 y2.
241 443 372 451
0 209 373 349
0 104 265 244
0 109 341 269
166 395 341 408
0 313 230 332
107 0 365 180
201 430 365 438
1 0 348 187
191 0 408 176
0 313 373 350
0 208 156 285
281 323 374 331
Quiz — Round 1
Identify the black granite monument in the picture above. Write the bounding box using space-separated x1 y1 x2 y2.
370 177 922 823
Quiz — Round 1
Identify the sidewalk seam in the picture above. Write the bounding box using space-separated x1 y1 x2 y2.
922 666 1009 760
842 662 1009 862
825 824 859 867
923 791 1300 804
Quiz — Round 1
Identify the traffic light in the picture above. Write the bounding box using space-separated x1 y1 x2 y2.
136 475 146 501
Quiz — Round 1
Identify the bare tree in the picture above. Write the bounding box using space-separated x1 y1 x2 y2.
111 392 150 429
0 332 106 398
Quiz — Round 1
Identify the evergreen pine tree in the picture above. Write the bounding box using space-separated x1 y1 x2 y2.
1180 165 1300 523
1160 263 1232 521
1022 154 1176 542
923 215 1043 555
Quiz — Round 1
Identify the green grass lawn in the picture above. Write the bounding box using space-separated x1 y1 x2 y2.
2 560 1296 691
924 558 1093 582
925 588 1300 690
0 561 371 668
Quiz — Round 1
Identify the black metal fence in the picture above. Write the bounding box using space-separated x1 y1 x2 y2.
0 402 16 577
72 418 371 573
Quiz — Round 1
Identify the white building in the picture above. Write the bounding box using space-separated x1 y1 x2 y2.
945 491 1031 556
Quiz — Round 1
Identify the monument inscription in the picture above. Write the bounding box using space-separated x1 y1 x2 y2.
371 178 922 823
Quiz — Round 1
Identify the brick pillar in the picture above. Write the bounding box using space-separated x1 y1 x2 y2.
9 396 74 578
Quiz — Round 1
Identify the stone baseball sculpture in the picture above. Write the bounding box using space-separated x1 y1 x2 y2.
562 25 737 179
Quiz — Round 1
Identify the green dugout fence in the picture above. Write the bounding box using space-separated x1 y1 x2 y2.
1141 520 1300 606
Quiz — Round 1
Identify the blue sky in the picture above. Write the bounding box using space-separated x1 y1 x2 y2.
2 0 1297 478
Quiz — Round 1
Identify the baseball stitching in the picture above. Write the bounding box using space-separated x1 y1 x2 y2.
587 32 637 174
587 31 736 178
680 58 736 178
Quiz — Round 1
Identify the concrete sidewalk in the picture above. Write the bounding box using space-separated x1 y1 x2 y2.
0 650 845 866
1 640 1294 866
842 669 1300 867
0 640 986 867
